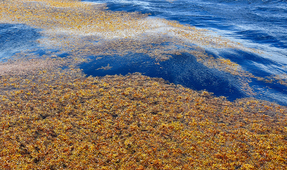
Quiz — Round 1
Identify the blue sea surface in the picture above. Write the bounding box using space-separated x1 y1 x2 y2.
1 0 287 105
0 24 41 61
81 0 287 105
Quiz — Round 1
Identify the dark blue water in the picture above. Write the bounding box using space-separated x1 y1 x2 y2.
80 53 246 100
1 0 287 105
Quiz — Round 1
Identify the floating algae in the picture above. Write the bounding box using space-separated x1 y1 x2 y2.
0 69 287 169
1 1 287 168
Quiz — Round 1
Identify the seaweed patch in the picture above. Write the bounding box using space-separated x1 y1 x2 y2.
0 1 287 169
0 69 287 169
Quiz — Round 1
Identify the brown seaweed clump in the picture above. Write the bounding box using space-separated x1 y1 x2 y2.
0 57 67 76
0 68 286 169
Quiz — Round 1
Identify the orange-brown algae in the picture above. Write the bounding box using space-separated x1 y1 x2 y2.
0 0 287 169
0 68 286 169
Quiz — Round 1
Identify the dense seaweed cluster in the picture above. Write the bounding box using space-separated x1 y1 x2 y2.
1 0 287 169
0 68 287 169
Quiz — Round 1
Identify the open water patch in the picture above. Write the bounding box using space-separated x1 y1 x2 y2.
236 30 287 49
251 79 287 106
0 24 42 61
79 53 246 101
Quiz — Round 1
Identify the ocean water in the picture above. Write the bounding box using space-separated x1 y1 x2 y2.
81 0 287 104
1 0 287 105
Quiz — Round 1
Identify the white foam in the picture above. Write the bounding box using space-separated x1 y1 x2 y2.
207 26 287 63
82 1 105 5
113 0 150 6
